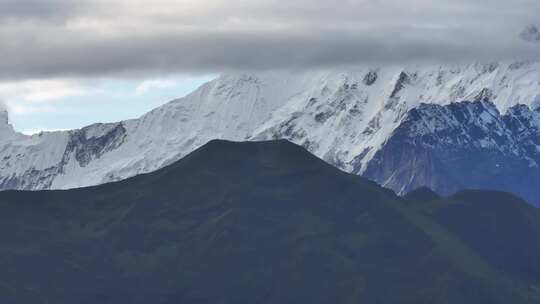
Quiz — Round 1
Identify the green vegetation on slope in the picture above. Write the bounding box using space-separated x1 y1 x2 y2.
0 140 537 303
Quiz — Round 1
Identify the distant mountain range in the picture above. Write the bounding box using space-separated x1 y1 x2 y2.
1 140 539 303
365 100 540 205
1 62 540 205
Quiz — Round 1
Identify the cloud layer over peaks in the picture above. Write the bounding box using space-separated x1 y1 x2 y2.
1 0 540 80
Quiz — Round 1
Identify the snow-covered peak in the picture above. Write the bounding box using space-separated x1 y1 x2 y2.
397 100 540 166
505 102 540 139
401 101 509 150
532 94 540 110
364 99 540 204
1 62 540 190
507 103 533 118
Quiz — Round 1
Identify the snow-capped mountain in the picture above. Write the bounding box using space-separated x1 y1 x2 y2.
364 101 540 205
1 62 540 201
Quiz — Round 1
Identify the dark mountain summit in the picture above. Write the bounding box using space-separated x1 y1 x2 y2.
403 187 441 203
0 140 538 303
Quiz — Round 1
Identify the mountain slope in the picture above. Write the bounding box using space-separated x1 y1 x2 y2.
0 140 537 303
406 189 540 289
1 62 540 193
365 100 540 205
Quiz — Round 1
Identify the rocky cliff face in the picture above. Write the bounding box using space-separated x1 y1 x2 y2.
364 101 540 205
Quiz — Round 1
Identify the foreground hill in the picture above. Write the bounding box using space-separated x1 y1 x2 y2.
0 140 538 303
1 63 540 207
405 189 540 289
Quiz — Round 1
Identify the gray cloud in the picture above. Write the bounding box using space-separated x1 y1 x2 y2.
0 0 91 22
0 98 8 114
521 25 540 42
0 0 539 80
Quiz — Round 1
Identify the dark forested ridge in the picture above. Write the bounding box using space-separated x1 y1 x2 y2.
0 140 538 303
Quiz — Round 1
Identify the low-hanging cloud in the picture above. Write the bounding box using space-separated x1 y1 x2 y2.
1 0 540 81
0 0 91 22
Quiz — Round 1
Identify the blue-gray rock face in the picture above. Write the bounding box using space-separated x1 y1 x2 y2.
364 101 540 206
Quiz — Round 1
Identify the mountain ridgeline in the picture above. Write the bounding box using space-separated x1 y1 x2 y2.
0 140 539 303
1 63 540 207
365 100 540 205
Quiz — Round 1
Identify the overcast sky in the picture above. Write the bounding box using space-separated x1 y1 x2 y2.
1 0 539 133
